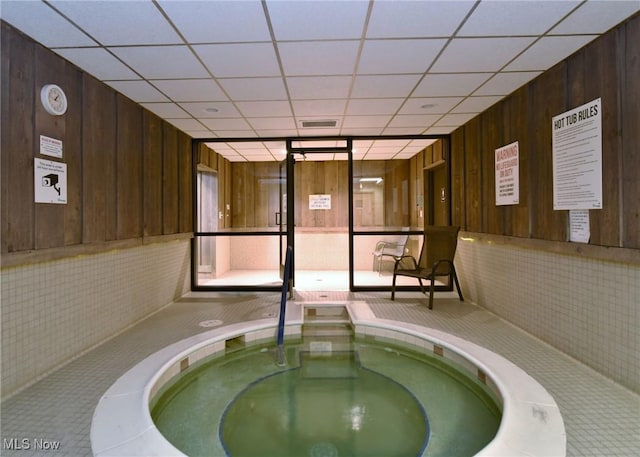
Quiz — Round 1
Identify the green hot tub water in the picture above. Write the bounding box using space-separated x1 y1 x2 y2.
151 338 501 457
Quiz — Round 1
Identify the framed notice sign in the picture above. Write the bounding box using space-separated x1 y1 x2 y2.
552 98 602 210
495 141 519 205
34 158 67 204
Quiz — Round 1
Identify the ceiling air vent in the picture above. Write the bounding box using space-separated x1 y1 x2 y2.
301 119 338 128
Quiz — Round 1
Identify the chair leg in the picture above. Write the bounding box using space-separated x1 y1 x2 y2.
428 278 435 310
452 267 464 302
391 273 397 300
417 278 426 295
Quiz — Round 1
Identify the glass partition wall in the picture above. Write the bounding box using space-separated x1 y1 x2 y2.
192 137 449 292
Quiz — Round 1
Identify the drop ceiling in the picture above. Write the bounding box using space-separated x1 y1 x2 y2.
2 0 638 161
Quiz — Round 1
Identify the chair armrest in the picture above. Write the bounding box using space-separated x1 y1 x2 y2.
430 259 454 276
394 254 418 271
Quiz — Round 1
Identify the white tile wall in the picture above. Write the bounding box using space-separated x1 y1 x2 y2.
1 240 191 399
455 234 640 393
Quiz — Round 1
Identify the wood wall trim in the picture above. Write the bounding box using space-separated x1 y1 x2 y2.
0 233 193 269
460 231 640 265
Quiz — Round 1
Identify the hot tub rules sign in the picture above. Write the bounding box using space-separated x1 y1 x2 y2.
552 98 602 210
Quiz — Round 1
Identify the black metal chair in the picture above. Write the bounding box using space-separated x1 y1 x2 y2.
391 226 464 309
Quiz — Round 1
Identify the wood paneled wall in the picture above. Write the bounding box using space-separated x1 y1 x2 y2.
225 158 421 229
451 13 639 249
1 22 193 259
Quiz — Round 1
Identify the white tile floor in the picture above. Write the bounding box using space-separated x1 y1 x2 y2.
1 289 638 456
198 269 430 290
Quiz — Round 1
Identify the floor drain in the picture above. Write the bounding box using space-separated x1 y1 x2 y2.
198 319 223 328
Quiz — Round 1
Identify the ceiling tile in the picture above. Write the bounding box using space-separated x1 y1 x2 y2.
341 128 384 136
201 118 253 130
203 129 256 138
266 0 369 40
434 112 478 127
165 118 207 131
296 127 341 136
217 78 288 101
287 76 353 100
54 48 139 80
254 129 299 137
236 101 293 118
52 1 181 45
292 100 347 117
357 39 447 74
352 139 373 149
367 1 476 38
431 37 537 72
185 131 214 139
194 43 281 78
293 140 340 148
151 79 228 102
1 1 97 47
342 115 392 128
551 1 640 34
383 127 427 135
158 0 271 42
372 139 411 148
346 99 405 115
458 1 580 36
387 114 441 128
247 117 297 130
398 97 464 114
413 73 493 97
109 46 209 79
140 103 191 119
504 36 597 72
451 96 503 113
178 102 242 118
473 72 542 96
105 80 169 103
278 41 360 76
351 74 422 98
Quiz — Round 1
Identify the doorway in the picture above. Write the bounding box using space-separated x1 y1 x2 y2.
424 162 451 226
197 170 218 277
280 139 353 290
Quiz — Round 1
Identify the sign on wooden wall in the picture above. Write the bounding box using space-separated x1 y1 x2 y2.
34 158 67 204
495 141 520 206
552 98 602 210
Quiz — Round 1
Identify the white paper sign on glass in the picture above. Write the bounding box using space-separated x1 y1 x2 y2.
309 194 331 210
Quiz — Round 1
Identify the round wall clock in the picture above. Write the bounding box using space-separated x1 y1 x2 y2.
40 84 68 116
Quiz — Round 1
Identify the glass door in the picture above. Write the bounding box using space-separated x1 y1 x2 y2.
285 139 353 291
279 153 294 286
